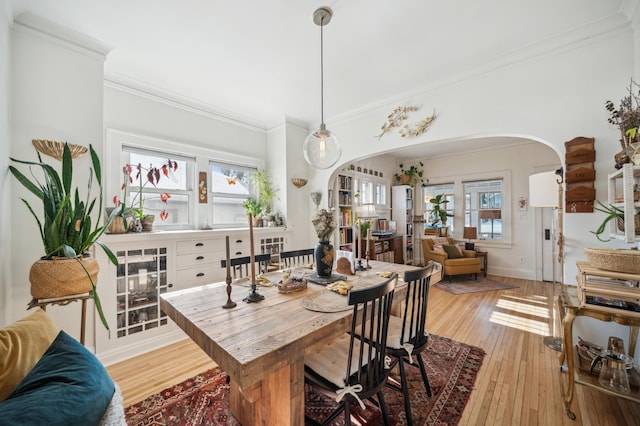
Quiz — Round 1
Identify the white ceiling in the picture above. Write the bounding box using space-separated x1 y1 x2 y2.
8 0 628 134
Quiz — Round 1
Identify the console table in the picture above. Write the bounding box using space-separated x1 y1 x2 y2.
358 235 404 264
475 250 488 276
558 262 640 420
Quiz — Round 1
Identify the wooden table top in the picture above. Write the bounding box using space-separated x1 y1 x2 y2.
160 261 426 389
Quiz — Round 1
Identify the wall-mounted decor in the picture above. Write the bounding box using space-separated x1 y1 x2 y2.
32 139 87 160
291 178 308 188
376 106 438 140
199 171 208 203
518 196 527 211
565 137 596 213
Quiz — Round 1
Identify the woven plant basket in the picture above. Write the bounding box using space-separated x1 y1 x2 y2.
29 257 99 299
584 248 640 274
616 215 640 236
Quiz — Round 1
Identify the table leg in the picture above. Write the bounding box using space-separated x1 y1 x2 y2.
629 326 639 358
230 358 305 425
561 307 577 420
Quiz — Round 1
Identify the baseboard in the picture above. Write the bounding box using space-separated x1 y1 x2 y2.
98 328 187 366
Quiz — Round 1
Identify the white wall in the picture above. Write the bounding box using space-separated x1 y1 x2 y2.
266 119 313 251
307 15 636 287
0 2 11 324
8 14 109 340
420 141 560 277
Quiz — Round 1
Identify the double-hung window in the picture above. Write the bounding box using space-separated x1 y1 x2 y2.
210 161 257 227
121 146 194 227
423 183 454 232
463 179 503 240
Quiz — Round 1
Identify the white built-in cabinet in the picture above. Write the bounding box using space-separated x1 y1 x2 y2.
607 163 640 244
95 227 289 363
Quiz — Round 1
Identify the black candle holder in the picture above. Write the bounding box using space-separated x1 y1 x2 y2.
243 285 265 303
243 213 264 304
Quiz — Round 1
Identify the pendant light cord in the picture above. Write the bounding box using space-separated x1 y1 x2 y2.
320 17 325 126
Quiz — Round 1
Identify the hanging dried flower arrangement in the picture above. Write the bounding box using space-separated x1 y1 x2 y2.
376 106 438 140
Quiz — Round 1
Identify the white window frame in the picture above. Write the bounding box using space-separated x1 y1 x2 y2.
106 129 264 230
421 170 512 246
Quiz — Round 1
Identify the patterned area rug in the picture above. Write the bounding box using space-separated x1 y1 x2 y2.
434 276 518 295
125 335 485 426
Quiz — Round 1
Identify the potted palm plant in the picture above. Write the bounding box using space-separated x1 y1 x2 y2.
9 142 118 329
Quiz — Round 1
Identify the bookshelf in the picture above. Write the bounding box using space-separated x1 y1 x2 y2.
392 185 415 264
336 173 354 251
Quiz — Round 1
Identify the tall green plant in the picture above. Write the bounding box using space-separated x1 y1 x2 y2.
429 194 453 226
10 143 118 329
252 169 278 213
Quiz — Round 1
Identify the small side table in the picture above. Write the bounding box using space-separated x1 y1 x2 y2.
475 251 488 277
27 292 93 346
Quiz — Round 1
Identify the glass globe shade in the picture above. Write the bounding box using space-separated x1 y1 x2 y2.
303 126 342 169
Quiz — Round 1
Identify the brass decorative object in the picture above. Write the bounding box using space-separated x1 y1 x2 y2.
399 110 438 138
291 178 308 188
32 139 87 160
376 106 418 140
376 106 438 139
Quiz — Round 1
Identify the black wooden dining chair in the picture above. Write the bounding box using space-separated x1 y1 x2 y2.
304 274 397 426
385 262 435 425
280 248 314 268
220 253 271 278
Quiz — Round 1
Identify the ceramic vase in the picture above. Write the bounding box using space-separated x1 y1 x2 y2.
314 241 335 277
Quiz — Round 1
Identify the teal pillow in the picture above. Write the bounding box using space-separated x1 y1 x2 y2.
0 330 114 426
443 244 463 259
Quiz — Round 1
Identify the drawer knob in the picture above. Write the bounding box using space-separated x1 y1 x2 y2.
235 239 243 243
235 251 242 255
196 256 204 260
195 242 204 247
197 272 205 277
168 283 173 288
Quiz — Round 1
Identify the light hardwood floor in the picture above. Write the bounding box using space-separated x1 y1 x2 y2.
107 276 640 425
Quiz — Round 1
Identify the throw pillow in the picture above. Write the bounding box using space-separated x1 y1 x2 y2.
0 330 115 425
0 309 58 402
433 244 445 253
442 244 463 259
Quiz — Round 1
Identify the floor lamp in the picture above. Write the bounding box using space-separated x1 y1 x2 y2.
529 167 564 351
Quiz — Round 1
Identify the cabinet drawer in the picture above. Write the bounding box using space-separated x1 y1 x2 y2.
177 238 224 254
175 265 223 288
227 235 250 256
176 251 220 269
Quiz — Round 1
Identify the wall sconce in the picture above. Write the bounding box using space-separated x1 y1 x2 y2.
291 178 308 188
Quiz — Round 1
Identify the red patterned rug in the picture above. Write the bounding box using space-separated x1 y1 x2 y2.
125 334 485 425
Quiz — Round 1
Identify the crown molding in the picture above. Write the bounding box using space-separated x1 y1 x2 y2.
13 12 112 59
104 76 268 133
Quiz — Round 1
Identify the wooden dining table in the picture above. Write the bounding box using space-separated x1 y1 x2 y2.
160 260 440 425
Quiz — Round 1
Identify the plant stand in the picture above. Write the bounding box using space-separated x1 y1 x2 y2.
28 292 92 345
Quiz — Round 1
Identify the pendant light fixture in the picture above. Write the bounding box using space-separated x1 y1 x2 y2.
303 6 342 169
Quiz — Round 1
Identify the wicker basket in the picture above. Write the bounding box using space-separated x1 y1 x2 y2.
584 247 640 274
29 257 98 299
616 215 640 235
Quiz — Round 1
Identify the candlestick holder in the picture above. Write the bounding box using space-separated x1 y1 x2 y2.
222 235 237 309
243 214 264 303
222 274 236 309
